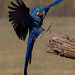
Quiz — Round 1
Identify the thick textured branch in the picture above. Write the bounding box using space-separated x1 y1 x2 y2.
46 33 75 59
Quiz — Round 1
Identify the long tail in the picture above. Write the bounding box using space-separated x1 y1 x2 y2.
24 38 35 75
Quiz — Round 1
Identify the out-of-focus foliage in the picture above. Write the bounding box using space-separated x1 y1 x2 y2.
0 0 75 17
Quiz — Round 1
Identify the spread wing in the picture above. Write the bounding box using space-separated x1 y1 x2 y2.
8 0 31 41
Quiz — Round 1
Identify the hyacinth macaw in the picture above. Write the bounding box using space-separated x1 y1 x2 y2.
8 0 62 75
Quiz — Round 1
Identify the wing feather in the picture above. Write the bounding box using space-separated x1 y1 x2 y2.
11 2 18 7
8 0 31 41
8 6 17 10
20 0 25 6
16 0 22 6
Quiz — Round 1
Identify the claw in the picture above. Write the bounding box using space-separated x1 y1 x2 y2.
41 22 52 34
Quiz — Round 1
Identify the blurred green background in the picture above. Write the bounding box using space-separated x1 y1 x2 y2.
0 0 75 75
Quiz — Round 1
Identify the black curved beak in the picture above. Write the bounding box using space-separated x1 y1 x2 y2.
39 10 45 19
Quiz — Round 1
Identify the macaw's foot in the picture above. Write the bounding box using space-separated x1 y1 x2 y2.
42 22 52 34
40 22 52 38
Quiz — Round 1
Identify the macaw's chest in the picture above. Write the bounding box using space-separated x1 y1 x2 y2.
31 14 43 27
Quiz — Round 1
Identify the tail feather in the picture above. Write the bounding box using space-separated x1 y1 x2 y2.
29 52 32 64
24 37 35 75
24 68 27 75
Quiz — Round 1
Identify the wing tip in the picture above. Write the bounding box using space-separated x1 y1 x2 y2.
8 0 29 41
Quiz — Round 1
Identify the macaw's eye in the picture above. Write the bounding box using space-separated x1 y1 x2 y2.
36 8 39 11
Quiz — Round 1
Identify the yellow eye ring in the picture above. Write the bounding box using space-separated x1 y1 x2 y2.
36 8 39 11
36 12 39 16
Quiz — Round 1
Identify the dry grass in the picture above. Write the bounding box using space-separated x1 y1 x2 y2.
0 17 75 75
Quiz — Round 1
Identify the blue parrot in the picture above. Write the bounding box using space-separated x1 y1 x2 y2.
8 0 62 75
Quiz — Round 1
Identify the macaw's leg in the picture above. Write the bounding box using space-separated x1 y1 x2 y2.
24 38 35 75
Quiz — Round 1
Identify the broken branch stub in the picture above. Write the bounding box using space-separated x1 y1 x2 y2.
46 33 75 59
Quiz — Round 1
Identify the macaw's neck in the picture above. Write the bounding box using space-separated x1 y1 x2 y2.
31 14 43 27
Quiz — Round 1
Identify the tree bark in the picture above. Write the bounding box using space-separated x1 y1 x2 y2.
46 33 75 59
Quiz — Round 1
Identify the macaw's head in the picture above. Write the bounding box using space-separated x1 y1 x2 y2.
31 7 45 19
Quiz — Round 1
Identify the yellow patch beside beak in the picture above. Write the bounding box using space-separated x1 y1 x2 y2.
36 12 39 16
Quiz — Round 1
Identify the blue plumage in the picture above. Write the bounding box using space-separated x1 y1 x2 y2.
8 0 62 75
